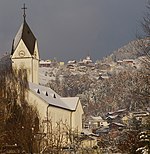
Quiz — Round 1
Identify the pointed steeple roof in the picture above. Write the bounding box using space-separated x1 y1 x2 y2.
11 20 36 55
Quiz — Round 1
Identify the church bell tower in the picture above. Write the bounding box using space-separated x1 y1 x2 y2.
11 4 39 84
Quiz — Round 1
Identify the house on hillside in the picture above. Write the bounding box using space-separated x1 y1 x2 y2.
39 60 52 67
88 116 108 129
109 122 126 131
130 111 149 125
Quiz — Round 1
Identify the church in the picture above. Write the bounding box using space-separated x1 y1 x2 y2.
3 6 84 133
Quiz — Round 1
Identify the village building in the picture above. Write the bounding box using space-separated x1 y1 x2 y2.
88 116 108 129
39 60 52 67
3 7 84 133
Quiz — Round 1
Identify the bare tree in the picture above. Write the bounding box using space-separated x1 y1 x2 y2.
0 68 40 153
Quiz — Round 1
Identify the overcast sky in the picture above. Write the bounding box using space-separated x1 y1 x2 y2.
0 0 148 62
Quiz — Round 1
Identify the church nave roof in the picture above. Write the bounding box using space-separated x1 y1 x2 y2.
29 82 79 111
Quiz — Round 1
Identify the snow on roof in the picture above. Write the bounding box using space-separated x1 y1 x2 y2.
116 108 126 113
101 75 109 79
106 115 118 119
108 111 115 115
40 61 51 64
29 82 78 111
117 60 123 63
68 60 76 64
90 116 103 121
123 59 134 62
110 122 125 127
60 97 79 111
82 129 92 135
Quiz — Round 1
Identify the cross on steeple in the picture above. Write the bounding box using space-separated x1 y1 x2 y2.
22 3 27 21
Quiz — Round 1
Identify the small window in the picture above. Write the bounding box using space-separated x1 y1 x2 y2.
37 89 40 94
46 91 48 96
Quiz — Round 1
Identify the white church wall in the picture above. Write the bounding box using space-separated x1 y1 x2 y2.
12 39 31 58
34 41 40 60
32 41 39 84
26 89 71 129
12 58 33 83
26 89 48 120
48 106 71 128
32 59 39 84
72 100 83 132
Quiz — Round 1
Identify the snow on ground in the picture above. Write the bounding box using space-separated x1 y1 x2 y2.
39 67 56 85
